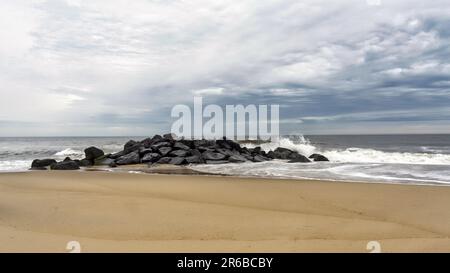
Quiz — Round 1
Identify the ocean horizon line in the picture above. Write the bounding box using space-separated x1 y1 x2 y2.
2 133 450 138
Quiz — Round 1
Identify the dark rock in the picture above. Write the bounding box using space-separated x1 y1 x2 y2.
84 146 104 161
202 151 227 161
173 142 190 150
139 147 154 156
151 142 171 149
140 137 155 148
156 157 172 164
50 161 80 170
287 152 301 160
228 154 247 163
116 151 140 165
205 160 230 164
194 139 215 148
242 154 254 161
141 153 161 163
251 147 262 155
253 155 269 162
309 154 330 162
219 139 243 152
185 155 204 164
241 147 250 154
273 147 294 159
179 140 194 149
63 157 72 162
124 140 138 150
109 150 126 159
124 143 142 154
31 159 57 168
158 147 172 156
79 159 92 167
189 149 202 157
267 151 276 159
169 157 187 165
197 146 214 153
216 139 232 150
216 148 236 157
288 154 311 163
170 149 189 157
151 134 163 142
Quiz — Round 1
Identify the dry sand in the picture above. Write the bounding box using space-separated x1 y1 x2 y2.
0 171 450 253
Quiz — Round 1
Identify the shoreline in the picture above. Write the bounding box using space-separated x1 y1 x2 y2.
1 171 450 252
2 164 450 187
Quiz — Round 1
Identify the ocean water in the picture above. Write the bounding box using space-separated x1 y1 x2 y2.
1 135 450 185
196 134 450 185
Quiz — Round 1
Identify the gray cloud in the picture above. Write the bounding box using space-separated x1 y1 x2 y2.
1 0 450 136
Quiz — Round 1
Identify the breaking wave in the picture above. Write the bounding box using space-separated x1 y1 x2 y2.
54 148 84 157
242 136 450 165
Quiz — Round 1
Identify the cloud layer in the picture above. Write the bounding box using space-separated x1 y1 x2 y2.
1 0 450 136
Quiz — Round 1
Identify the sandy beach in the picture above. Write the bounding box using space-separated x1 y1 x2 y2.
0 170 450 253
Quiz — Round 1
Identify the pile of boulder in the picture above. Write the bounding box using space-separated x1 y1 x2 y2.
30 133 329 170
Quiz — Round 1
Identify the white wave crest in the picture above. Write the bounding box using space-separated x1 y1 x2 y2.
0 160 32 172
324 148 450 165
243 136 317 156
54 148 84 157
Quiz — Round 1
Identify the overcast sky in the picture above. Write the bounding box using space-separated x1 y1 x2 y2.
1 0 450 136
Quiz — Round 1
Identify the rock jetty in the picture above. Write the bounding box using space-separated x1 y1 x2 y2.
30 134 329 170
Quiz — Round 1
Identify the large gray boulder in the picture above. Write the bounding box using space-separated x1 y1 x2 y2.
202 151 227 161
273 147 294 159
228 154 247 163
288 154 311 163
169 157 187 165
173 142 190 150
189 149 202 157
185 155 204 164
141 153 161 163
84 146 104 161
31 159 57 168
116 151 140 165
309 154 329 162
124 140 138 150
266 151 276 159
170 149 189 157
152 142 171 149
216 148 236 157
159 147 172 156
139 147 154 156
